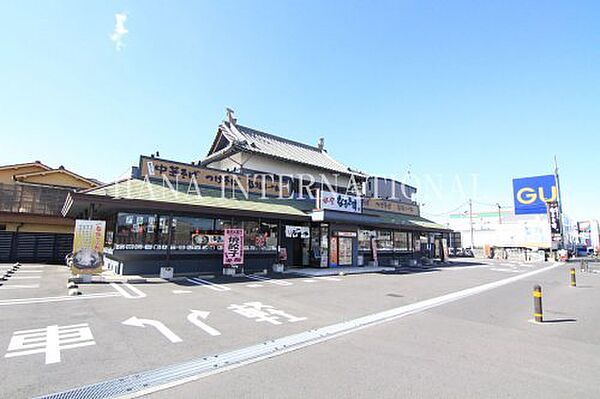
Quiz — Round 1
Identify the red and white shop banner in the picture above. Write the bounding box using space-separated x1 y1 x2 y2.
223 229 244 266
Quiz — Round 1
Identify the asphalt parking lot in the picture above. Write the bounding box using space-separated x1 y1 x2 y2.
1 259 599 398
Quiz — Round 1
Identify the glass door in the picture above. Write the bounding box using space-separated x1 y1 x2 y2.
338 237 353 266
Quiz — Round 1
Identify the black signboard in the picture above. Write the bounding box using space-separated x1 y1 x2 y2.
547 201 562 242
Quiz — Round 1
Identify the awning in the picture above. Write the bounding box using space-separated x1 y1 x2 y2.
310 209 450 233
63 179 310 221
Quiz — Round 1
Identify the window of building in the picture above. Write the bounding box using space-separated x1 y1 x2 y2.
358 229 375 251
260 221 278 251
104 214 116 247
115 213 158 248
171 216 215 249
393 231 412 251
243 220 259 250
376 230 393 250
157 216 171 246
217 218 242 231
214 218 228 232
242 220 278 251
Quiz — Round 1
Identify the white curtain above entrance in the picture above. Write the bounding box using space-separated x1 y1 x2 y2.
285 225 310 239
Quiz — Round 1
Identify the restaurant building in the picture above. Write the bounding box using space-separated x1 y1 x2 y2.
62 110 449 276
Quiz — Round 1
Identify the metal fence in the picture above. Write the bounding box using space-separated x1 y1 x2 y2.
0 183 70 216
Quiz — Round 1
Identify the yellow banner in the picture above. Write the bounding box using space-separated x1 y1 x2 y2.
72 220 106 275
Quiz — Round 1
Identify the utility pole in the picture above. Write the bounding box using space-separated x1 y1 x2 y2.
496 203 502 224
553 156 565 249
469 199 474 249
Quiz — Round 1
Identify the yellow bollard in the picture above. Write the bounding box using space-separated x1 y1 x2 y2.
570 268 576 287
533 285 543 322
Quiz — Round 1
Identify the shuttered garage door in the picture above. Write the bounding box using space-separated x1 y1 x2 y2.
0 232 13 262
0 232 73 264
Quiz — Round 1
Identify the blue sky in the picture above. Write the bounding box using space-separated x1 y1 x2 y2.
1 1 598 222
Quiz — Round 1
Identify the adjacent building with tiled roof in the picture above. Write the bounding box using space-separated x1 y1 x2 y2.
0 161 100 264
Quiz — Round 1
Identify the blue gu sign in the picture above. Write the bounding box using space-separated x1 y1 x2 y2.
512 175 558 215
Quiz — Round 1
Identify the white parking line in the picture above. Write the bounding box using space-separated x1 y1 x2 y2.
0 292 122 306
443 265 490 271
8 276 41 280
490 268 521 273
185 277 231 292
0 284 40 289
302 279 317 283
315 276 342 281
245 284 264 288
245 274 293 286
109 283 147 298
15 270 44 273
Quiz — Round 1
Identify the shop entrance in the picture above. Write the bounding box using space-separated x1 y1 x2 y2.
338 237 353 266
284 225 310 267
330 231 357 267
291 237 309 266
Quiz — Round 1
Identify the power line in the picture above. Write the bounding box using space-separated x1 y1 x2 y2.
421 201 469 217
471 199 512 209
422 199 514 218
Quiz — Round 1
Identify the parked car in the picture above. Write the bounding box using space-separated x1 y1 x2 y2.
575 246 593 257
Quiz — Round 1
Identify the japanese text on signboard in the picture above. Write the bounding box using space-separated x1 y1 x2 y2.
547 201 562 242
71 220 106 275
362 198 419 216
140 156 289 197
223 229 244 266
319 191 362 214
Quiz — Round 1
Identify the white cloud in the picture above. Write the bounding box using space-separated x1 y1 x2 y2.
110 12 128 51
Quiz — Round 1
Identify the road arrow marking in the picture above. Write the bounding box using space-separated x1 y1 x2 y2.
122 317 182 343
187 310 221 336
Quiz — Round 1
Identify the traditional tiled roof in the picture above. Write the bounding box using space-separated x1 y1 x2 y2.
204 121 366 177
13 167 99 189
0 161 52 172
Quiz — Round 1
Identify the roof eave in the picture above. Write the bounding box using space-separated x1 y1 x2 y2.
64 191 310 221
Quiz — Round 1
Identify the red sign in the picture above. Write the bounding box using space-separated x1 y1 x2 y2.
330 237 338 267
223 229 244 266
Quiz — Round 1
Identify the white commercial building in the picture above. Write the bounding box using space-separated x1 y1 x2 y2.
446 207 578 251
